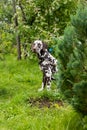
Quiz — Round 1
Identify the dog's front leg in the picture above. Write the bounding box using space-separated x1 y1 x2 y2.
46 77 51 91
38 73 46 91
45 68 52 91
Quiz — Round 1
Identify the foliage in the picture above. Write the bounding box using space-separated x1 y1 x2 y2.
18 0 78 42
0 0 14 58
56 3 87 114
0 0 78 58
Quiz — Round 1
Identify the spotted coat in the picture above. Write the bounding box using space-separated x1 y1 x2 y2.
31 40 58 91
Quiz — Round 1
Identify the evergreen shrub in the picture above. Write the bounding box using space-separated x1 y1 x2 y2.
56 3 87 114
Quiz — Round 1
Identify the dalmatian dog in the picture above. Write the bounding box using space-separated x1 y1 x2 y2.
31 40 58 91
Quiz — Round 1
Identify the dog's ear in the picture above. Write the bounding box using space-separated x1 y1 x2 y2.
42 42 48 51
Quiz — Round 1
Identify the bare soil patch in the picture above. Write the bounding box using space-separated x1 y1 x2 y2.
27 97 63 108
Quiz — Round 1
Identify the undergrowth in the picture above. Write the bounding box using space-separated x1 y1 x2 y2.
0 55 87 130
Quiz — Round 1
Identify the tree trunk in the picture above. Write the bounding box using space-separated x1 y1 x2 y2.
16 35 21 60
12 0 21 60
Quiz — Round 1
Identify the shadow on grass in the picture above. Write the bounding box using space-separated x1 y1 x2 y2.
0 88 13 99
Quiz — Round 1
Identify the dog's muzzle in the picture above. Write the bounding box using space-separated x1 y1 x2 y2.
31 44 36 52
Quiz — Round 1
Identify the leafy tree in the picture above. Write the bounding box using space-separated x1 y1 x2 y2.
56 2 87 114
0 0 78 59
16 0 78 59
0 0 14 59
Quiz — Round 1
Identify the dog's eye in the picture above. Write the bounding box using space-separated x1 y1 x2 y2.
38 43 41 48
33 43 36 47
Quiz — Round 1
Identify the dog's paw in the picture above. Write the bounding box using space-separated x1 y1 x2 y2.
47 88 51 91
38 87 44 92
47 86 51 91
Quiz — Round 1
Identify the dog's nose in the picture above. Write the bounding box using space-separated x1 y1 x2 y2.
31 46 36 52
32 48 36 52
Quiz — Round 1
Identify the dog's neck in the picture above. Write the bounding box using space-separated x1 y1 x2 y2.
40 49 45 56
38 49 48 58
37 49 48 63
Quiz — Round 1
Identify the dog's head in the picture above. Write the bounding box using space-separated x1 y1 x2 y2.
31 40 47 54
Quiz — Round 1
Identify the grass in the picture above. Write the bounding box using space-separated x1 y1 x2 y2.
0 54 87 130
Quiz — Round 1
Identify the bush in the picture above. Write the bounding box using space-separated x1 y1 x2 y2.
56 3 87 114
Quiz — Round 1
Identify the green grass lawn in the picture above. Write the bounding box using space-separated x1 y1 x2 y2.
0 55 86 130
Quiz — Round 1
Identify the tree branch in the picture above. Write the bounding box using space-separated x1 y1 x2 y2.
19 1 27 22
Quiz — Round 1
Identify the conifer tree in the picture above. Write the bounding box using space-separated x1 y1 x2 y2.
57 2 87 114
